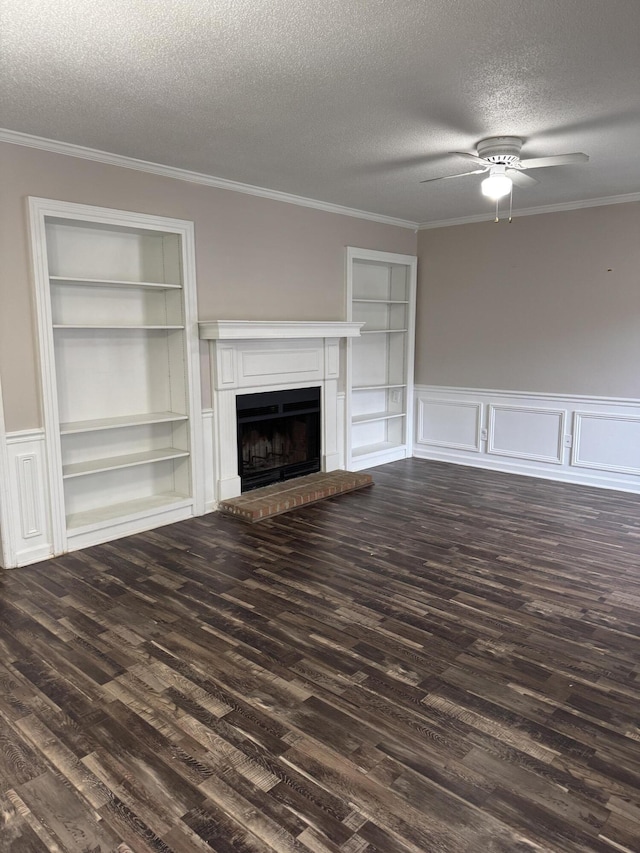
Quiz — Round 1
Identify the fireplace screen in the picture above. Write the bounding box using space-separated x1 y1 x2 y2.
236 387 321 491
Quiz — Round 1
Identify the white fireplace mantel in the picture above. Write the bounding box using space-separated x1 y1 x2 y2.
199 320 362 340
199 320 362 501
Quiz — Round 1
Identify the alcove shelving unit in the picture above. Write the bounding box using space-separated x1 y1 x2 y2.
345 247 417 470
29 198 204 556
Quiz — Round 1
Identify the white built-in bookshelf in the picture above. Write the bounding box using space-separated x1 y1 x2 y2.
29 198 203 554
346 248 417 470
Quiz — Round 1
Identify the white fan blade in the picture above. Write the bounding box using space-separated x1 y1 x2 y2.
451 151 489 166
420 168 486 184
518 152 589 169
507 169 538 187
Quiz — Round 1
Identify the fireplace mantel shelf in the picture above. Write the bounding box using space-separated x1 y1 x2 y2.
198 320 363 340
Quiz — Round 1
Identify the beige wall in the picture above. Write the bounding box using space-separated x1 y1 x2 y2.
0 142 416 431
416 202 640 397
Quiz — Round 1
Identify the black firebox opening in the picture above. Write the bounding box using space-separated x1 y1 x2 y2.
236 386 321 491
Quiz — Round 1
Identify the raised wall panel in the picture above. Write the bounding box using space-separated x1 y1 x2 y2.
573 412 640 475
488 405 564 464
240 347 322 383
5 431 53 566
417 398 482 452
325 340 340 379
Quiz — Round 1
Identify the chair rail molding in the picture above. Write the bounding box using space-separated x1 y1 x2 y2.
414 385 640 494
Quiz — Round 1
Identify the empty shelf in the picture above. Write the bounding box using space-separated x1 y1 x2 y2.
50 276 181 290
352 411 406 424
60 412 188 435
66 493 192 532
63 447 190 478
352 441 401 458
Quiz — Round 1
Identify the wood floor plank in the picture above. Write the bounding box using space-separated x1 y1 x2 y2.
1 458 640 851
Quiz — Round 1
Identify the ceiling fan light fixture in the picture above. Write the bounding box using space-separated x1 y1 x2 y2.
481 167 512 200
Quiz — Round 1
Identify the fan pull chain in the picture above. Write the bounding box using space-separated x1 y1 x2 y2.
495 198 499 223
508 184 513 223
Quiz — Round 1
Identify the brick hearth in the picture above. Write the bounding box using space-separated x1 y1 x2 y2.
219 470 373 522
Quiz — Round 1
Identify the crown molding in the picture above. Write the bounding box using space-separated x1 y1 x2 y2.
4 128 637 233
0 128 419 230
417 192 640 230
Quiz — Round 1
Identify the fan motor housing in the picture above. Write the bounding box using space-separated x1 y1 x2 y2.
477 136 523 166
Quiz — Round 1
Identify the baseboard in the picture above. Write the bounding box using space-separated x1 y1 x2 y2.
14 543 57 568
66 504 195 552
412 446 640 494
414 385 640 494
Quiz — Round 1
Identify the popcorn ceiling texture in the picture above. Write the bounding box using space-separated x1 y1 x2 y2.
1 0 639 222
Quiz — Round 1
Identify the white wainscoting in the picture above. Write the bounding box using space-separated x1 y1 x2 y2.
4 429 53 567
414 386 640 494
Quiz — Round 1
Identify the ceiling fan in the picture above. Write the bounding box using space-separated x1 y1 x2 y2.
422 136 589 203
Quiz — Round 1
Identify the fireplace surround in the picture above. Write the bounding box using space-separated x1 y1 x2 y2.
199 321 362 502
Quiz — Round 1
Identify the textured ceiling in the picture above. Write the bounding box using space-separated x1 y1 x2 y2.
1 0 640 224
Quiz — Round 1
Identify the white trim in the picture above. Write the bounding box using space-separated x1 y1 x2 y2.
0 377 14 568
346 247 420 266
572 411 640 476
199 320 363 341
351 446 410 471
418 192 640 230
0 128 418 230
201 408 217 513
415 384 640 407
487 404 565 465
6 428 46 444
28 199 67 554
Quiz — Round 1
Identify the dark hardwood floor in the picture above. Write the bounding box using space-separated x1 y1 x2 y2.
1 458 640 853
